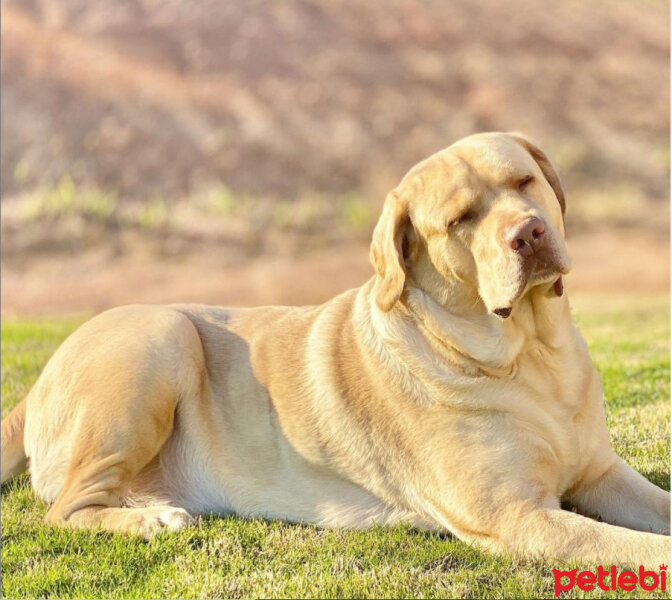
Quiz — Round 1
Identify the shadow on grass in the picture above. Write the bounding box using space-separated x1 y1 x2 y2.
1 473 31 495
643 470 670 491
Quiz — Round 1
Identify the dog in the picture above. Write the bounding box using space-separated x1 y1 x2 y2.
1 132 669 567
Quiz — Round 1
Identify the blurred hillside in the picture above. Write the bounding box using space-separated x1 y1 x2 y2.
1 0 669 315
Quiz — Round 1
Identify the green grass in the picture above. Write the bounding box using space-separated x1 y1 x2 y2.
1 295 669 599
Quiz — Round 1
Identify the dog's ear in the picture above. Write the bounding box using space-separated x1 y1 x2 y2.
510 134 566 216
370 189 411 312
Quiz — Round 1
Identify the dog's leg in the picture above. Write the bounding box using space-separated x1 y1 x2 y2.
35 308 206 538
488 499 670 567
44 426 194 538
567 456 670 534
43 383 194 538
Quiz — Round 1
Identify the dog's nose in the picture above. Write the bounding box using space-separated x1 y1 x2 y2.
506 217 546 257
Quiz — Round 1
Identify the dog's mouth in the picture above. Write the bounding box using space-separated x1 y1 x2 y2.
491 247 570 319
493 276 564 319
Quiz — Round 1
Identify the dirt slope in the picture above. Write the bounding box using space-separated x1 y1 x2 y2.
2 0 669 201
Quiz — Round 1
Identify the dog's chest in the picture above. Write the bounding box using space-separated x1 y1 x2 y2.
513 344 606 492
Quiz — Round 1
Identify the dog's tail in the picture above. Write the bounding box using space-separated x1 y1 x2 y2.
1 397 28 483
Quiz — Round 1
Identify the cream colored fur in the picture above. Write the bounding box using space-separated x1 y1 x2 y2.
1 133 669 566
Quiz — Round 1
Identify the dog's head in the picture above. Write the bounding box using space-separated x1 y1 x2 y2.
370 132 570 317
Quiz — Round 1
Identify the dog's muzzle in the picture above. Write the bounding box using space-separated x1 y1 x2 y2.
492 216 568 318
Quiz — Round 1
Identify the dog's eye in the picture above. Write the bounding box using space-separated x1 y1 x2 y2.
517 175 534 191
448 210 474 228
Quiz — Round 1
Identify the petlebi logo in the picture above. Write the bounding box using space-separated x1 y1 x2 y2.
553 564 667 596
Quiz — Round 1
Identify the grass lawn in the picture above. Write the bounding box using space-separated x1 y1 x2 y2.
1 295 669 599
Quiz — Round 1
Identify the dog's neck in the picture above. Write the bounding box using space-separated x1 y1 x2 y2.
399 279 572 372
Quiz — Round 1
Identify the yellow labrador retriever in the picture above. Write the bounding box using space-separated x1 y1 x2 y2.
1 133 669 567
